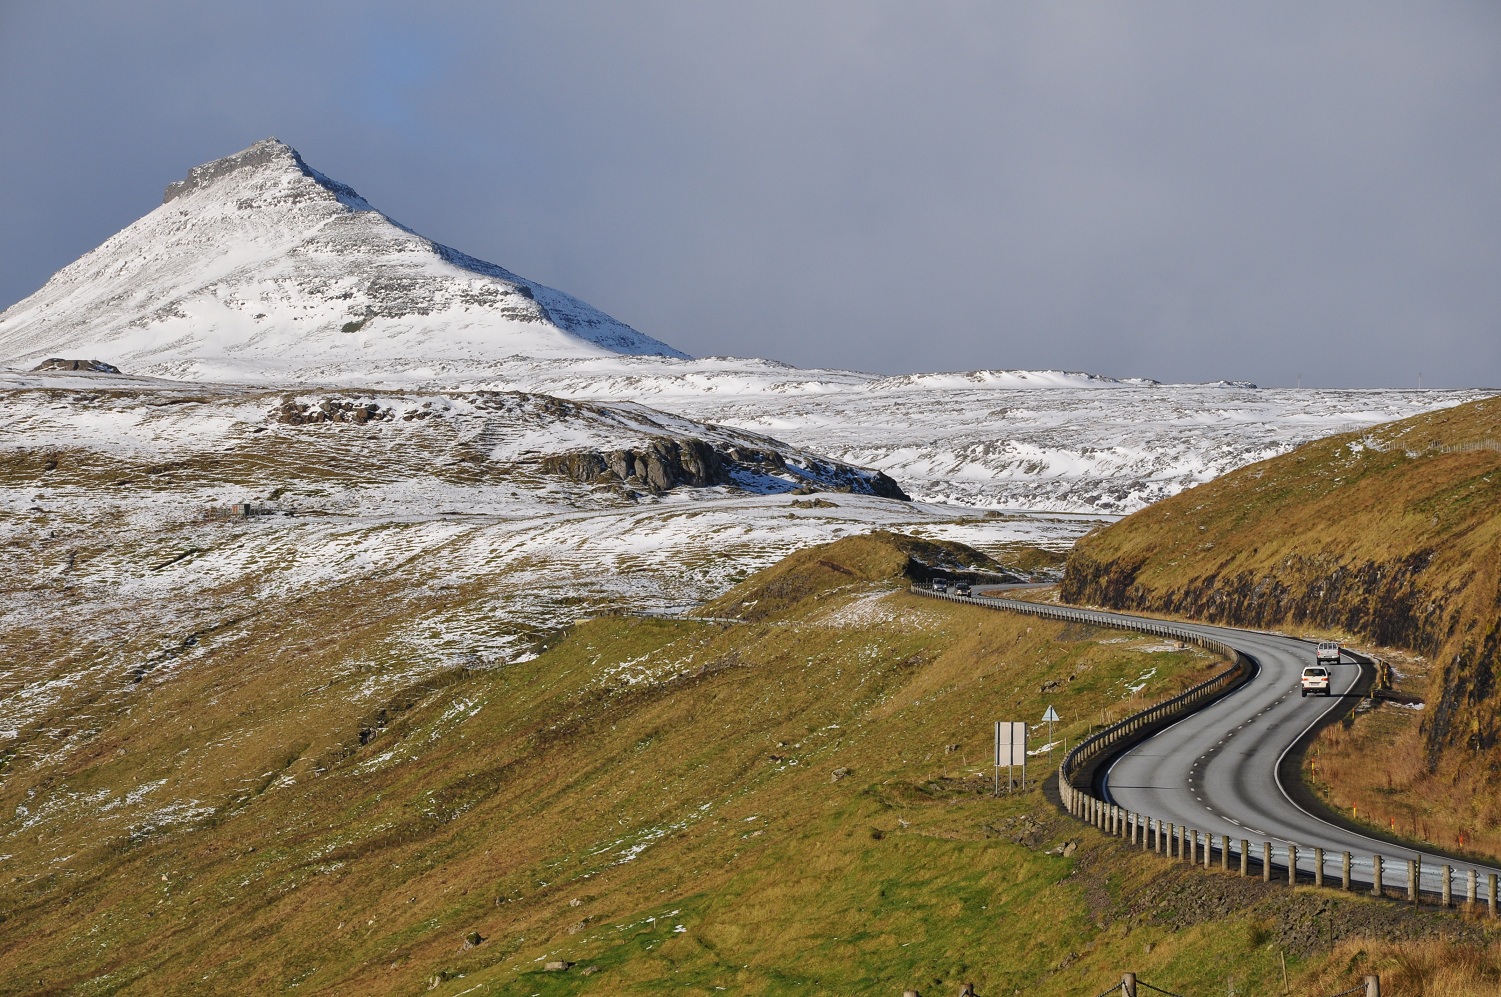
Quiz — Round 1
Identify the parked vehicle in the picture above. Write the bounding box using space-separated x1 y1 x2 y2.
1300 665 1331 697
1315 640 1342 664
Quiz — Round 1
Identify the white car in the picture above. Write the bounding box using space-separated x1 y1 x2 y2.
1315 641 1342 664
1301 665 1331 697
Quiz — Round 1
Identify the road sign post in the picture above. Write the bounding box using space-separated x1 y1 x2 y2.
1041 705 1060 759
994 721 1026 795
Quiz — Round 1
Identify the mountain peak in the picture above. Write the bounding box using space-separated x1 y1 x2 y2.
162 137 371 211
1 140 687 377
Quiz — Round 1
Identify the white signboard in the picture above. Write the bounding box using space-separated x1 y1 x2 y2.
994 721 1027 767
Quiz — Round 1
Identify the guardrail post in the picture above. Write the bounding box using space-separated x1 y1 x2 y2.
1343 851 1352 891
1372 855 1383 897
1314 847 1324 887
1168 823 1176 858
1408 858 1418 903
1204 834 1213 870
1288 844 1298 886
1240 839 1249 877
1263 842 1272 882
1489 873 1497 917
1466 869 1477 908
1221 834 1230 871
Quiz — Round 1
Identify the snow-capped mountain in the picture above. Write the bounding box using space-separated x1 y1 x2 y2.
2 139 1494 520
0 139 686 372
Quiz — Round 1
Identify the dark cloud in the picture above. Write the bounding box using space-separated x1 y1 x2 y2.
2 1 1497 386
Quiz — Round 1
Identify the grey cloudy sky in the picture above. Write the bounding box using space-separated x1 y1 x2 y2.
2 2 1498 387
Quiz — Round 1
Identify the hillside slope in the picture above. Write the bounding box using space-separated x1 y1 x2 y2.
1061 398 1501 843
4 531 1491 995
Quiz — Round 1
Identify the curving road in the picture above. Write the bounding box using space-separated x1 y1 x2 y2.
966 587 1501 902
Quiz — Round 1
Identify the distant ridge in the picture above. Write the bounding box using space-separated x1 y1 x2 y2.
0 138 687 378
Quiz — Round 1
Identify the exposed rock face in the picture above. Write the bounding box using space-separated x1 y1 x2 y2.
273 398 392 425
30 358 121 373
541 438 729 491
540 436 910 499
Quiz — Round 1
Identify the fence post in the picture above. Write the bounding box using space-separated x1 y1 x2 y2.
1204 834 1213 870
1221 834 1230 871
1288 844 1298 886
1343 851 1351 891
1466 869 1477 908
1263 841 1272 882
1123 972 1137 997
1168 823 1176 858
1409 858 1418 904
1489 873 1497 917
1442 865 1452 908
1372 855 1383 897
1314 847 1324 887
1365 975 1380 997
1240 839 1249 877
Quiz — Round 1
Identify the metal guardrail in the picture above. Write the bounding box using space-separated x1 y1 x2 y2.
910 586 1501 913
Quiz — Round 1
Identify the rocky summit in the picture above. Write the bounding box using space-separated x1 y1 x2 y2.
0 139 686 379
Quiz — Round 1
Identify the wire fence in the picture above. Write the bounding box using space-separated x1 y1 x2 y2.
1080 975 1376 997
1137 981 1191 997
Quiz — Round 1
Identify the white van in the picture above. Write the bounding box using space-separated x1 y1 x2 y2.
1300 665 1331 697
1315 641 1341 664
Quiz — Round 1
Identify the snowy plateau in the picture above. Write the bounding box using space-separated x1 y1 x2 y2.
1 138 1493 751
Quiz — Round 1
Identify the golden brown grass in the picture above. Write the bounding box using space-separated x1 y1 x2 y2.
1300 938 1501 997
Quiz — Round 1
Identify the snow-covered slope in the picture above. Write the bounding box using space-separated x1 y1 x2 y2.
389 356 1493 515
0 139 686 372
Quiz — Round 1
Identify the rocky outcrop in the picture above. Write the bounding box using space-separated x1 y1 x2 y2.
1061 550 1446 652
273 397 392 425
540 436 910 499
541 438 730 491
31 358 121 373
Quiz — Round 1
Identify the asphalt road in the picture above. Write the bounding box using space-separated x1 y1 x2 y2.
964 586 1501 901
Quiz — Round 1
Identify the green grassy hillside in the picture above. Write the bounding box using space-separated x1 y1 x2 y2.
1061 397 1501 858
2 532 1494 995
